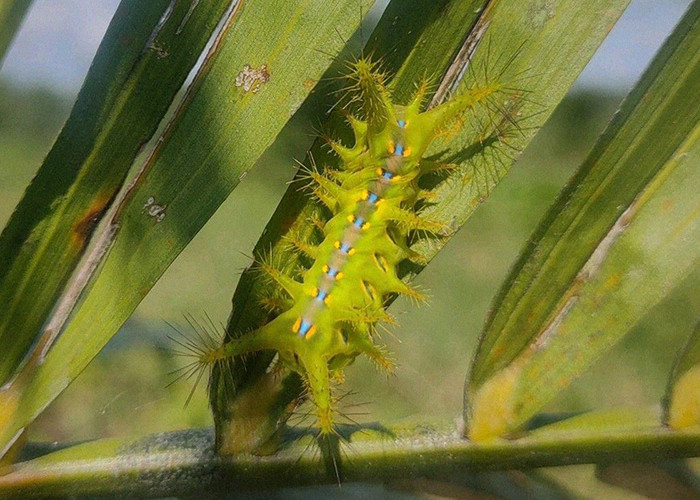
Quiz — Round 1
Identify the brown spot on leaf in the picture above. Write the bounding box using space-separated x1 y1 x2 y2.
71 192 114 250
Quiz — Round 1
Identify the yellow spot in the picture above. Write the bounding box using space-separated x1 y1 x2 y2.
0 387 21 441
362 190 370 200
0 387 25 466
322 265 329 273
292 317 302 333
603 272 622 291
376 168 383 177
335 272 344 281
306 325 318 339
348 248 357 256
392 175 402 182
334 240 341 249
667 365 700 429
467 362 523 441
388 141 395 154
311 287 319 297
362 222 371 230
402 147 412 158
347 214 355 223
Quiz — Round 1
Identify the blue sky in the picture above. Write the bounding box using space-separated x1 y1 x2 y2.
0 0 694 95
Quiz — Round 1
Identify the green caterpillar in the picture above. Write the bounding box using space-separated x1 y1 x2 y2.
198 59 501 436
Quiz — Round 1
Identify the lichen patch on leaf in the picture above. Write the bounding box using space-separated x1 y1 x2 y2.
235 64 270 93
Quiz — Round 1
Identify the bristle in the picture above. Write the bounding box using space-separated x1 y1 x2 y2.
259 296 294 313
407 79 429 114
347 58 393 130
255 250 303 299
323 135 359 165
419 83 501 139
166 316 227 407
307 169 348 208
418 160 459 175
384 205 448 234
282 233 318 259
342 110 368 146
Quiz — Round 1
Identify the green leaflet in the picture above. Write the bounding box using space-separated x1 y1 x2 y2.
0 0 232 386
466 0 700 440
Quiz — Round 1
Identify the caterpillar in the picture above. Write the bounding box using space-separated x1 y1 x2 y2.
188 58 503 439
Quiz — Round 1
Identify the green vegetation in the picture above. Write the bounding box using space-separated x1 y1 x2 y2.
0 0 698 497
1 85 633 442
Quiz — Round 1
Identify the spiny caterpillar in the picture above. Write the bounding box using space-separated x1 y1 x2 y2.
192 59 502 437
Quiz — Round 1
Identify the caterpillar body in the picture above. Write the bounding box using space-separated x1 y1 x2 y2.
198 59 501 437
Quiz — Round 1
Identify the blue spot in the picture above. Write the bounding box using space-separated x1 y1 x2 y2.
382 170 393 180
327 267 338 277
397 119 406 128
340 242 351 253
316 289 328 301
353 217 364 228
299 319 312 336
394 143 404 156
367 192 379 204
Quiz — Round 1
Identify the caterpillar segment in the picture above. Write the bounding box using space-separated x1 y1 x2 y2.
202 60 501 436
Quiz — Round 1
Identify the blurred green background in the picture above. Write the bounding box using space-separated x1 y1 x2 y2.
1 1 699 497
